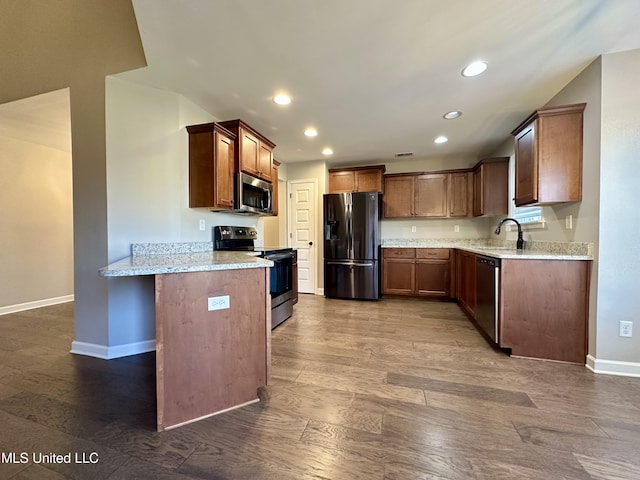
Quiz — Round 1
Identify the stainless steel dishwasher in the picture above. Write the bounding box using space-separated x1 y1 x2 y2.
475 255 501 343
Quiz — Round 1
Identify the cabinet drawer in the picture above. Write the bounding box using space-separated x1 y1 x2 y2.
383 248 415 259
416 248 450 260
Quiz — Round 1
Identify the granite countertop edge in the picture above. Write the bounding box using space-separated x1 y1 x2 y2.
381 239 593 261
99 250 273 277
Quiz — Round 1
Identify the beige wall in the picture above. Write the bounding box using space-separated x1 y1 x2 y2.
0 118 73 309
1 0 147 354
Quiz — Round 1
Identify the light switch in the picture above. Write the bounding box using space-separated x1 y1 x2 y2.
411 226 417 233
565 215 573 230
199 219 206 231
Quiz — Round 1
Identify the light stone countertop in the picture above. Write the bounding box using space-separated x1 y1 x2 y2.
99 250 272 277
382 239 593 261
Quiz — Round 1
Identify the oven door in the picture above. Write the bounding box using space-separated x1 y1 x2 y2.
264 251 293 297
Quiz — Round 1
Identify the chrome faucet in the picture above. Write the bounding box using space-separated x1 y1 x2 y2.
494 218 524 250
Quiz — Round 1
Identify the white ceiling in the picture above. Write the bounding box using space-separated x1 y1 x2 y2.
0 89 71 153
119 0 640 167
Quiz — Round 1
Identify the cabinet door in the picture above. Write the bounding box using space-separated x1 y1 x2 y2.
415 174 448 217
355 169 384 193
382 259 415 295
258 143 273 182
461 253 477 317
515 122 538 206
214 131 234 208
271 161 279 216
416 260 450 297
473 167 484 217
328 171 356 193
240 129 260 177
449 172 471 217
383 176 414 218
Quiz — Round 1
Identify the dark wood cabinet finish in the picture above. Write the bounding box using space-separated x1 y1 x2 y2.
155 268 268 431
455 250 476 318
499 259 590 364
512 103 586 206
218 119 276 183
383 171 471 218
473 157 509 217
415 174 448 217
271 160 280 216
383 248 452 297
187 123 236 210
328 165 385 193
449 171 473 217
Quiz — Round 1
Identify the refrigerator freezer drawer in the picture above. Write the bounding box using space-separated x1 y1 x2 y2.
324 260 380 300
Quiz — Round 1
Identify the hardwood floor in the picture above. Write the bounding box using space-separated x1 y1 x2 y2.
1 295 640 479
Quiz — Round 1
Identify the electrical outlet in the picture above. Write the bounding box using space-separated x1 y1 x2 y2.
565 215 573 230
411 225 417 233
199 219 206 231
620 320 633 337
454 225 460 233
208 295 230 311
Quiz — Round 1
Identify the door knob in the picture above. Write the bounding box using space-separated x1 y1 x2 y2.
308 242 313 246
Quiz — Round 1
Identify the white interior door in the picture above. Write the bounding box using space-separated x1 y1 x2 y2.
289 180 316 294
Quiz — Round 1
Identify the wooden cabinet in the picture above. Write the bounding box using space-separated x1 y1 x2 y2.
499 259 590 364
382 248 416 295
383 172 471 218
415 249 452 297
449 171 473 217
511 103 586 206
473 157 509 217
328 165 385 193
455 250 476 318
218 119 276 183
271 160 280 216
383 248 452 297
187 123 236 210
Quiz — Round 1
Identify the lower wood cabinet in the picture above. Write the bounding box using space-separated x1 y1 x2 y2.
455 250 476 317
383 248 452 297
499 259 590 364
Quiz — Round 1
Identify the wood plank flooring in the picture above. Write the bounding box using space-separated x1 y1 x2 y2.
1 295 640 479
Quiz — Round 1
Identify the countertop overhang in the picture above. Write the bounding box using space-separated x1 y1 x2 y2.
99 249 273 277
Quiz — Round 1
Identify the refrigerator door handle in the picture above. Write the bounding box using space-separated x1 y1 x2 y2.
326 260 375 267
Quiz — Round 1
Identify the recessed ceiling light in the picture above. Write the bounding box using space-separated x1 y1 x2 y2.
273 93 291 105
462 61 487 77
434 136 448 144
304 128 318 137
322 147 333 155
443 111 462 120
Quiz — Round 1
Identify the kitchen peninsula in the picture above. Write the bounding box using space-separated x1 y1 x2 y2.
99 242 273 431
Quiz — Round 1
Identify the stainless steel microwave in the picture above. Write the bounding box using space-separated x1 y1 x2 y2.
234 172 273 215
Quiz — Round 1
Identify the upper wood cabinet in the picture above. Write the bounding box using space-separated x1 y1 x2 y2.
383 171 471 218
186 123 236 210
473 157 509 217
218 119 276 183
271 160 280 216
511 103 586 206
328 165 385 193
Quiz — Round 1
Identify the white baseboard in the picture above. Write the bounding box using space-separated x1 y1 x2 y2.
316 288 324 296
0 295 74 316
586 354 640 377
71 339 156 360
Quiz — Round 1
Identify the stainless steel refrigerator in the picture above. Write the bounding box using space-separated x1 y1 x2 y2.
323 192 381 300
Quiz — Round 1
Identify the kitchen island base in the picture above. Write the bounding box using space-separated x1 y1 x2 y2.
155 268 270 431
